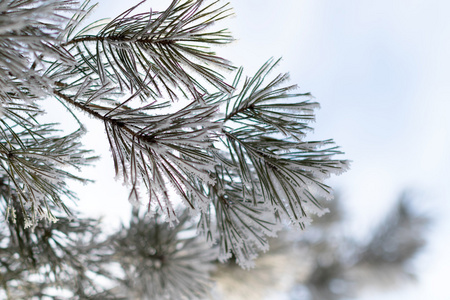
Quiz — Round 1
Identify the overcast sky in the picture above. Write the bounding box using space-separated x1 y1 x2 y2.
72 1 450 299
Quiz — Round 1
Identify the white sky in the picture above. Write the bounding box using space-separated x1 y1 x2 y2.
69 1 450 299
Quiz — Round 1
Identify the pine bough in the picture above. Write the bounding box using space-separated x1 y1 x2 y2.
0 0 348 273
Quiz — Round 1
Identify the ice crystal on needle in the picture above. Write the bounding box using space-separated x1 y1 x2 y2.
0 0 348 276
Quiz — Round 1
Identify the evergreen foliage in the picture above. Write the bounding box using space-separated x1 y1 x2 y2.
211 194 430 300
295 194 430 300
109 209 218 300
0 177 115 299
0 0 351 298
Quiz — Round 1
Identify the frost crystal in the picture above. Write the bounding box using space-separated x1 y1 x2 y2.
0 0 349 284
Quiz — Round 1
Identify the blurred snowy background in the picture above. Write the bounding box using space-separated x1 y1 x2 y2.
66 1 450 299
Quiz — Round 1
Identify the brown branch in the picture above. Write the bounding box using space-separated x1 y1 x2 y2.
224 104 255 122
52 90 157 144
53 90 104 121
61 35 175 48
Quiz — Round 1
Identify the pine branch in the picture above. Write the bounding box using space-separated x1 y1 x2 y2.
0 0 77 102
218 59 349 228
0 0 350 279
0 181 115 299
357 194 430 271
198 165 281 269
0 111 96 226
53 88 219 220
109 208 217 300
61 0 235 100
